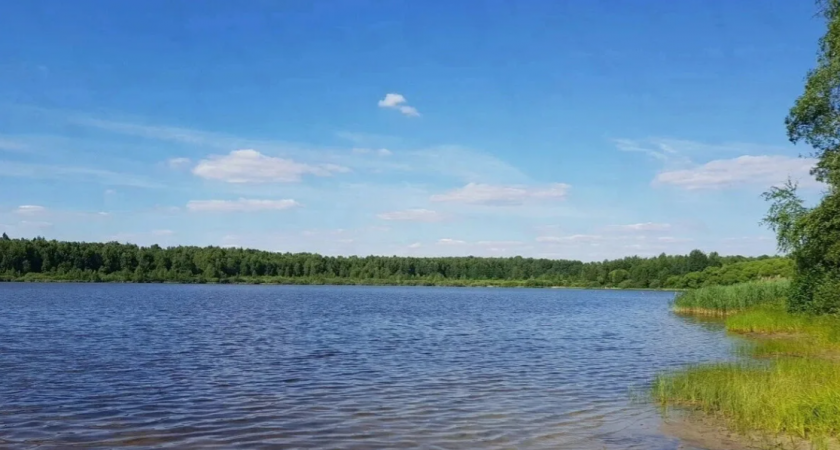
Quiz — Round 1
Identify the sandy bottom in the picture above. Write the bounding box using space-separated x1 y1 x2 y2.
660 412 838 450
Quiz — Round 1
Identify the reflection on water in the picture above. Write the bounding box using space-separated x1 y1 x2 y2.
0 284 736 449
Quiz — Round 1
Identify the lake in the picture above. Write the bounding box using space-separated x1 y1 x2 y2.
0 284 735 449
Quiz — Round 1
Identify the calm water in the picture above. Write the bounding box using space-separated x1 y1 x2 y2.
0 284 735 450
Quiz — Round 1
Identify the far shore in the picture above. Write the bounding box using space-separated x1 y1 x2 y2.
0 277 685 291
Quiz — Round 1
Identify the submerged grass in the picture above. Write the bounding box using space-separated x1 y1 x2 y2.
672 279 789 316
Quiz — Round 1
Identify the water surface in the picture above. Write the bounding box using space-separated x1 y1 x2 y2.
0 284 734 449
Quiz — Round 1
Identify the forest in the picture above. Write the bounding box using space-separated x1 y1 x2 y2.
0 233 789 289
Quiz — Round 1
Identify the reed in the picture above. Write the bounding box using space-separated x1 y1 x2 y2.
672 280 789 316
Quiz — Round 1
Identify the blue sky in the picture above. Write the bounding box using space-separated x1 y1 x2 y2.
0 0 827 261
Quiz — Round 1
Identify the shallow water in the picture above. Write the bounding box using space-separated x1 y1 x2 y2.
0 284 735 449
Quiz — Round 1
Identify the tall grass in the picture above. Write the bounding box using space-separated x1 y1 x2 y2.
727 308 839 338
658 291 840 447
672 279 789 316
727 308 840 360
652 359 840 443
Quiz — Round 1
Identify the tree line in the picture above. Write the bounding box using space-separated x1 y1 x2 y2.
0 234 787 288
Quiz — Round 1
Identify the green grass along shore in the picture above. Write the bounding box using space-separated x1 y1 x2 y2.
657 281 840 449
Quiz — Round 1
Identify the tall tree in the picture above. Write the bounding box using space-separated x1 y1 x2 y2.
766 0 840 313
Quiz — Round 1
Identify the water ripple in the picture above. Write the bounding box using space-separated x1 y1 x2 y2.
0 284 733 449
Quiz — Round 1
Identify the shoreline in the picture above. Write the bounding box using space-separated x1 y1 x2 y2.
656 284 840 448
0 278 683 291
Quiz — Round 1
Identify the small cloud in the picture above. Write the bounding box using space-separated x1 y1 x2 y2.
408 242 422 249
613 138 683 162
98 211 110 217
610 222 672 232
186 198 301 212
437 238 466 245
431 183 570 205
398 106 420 117
167 157 192 169
193 149 348 183
476 240 524 246
378 93 420 117
104 189 117 195
654 155 819 190
353 147 393 156
537 234 603 243
378 93 407 108
19 220 52 229
658 236 693 243
377 209 444 222
152 229 175 236
15 205 46 215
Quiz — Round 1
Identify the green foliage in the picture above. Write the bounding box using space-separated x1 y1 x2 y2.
771 0 840 314
761 179 808 255
672 280 789 315
664 257 792 289
0 235 776 288
608 268 629 284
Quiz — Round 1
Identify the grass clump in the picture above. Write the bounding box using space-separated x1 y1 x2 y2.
672 279 789 316
653 359 840 443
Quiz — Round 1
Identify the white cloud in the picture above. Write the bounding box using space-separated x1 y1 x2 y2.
610 222 672 232
398 106 420 117
186 198 301 212
437 238 466 245
431 183 570 205
352 147 393 156
408 242 422 249
654 155 818 190
15 205 46 215
378 93 420 117
378 93 407 108
152 229 175 236
167 157 192 169
0 160 162 188
537 234 603 243
658 236 693 243
476 240 524 246
192 149 349 183
377 209 444 222
18 220 52 229
613 138 789 167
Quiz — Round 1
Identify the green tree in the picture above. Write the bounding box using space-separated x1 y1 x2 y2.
767 0 840 313
609 269 629 285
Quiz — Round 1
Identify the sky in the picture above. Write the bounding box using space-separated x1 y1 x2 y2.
0 0 828 261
